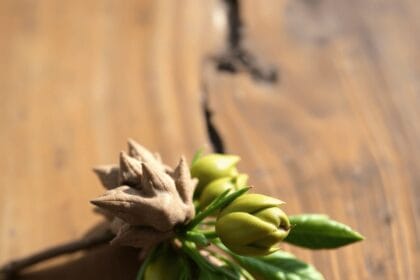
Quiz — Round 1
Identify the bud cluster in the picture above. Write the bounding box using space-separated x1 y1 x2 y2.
88 142 363 280
190 153 291 256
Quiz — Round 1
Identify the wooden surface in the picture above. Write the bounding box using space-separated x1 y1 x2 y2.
0 0 419 279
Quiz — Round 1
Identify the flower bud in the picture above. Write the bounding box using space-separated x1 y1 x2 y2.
198 174 248 209
190 154 240 195
216 194 290 256
144 246 181 280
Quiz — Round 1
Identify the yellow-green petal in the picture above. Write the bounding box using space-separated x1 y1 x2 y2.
219 194 284 217
216 212 276 246
227 244 275 256
190 154 240 195
252 229 289 248
254 207 289 228
199 177 236 209
233 173 249 189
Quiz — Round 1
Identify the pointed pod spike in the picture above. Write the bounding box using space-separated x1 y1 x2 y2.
92 165 120 189
90 186 159 227
173 156 189 178
163 164 174 175
141 162 175 192
91 187 176 231
111 225 173 249
119 151 142 187
92 207 114 221
127 139 158 164
139 164 155 196
154 152 162 163
173 156 195 202
128 139 172 175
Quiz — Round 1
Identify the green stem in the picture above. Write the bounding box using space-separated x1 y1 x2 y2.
181 241 215 272
212 239 231 254
218 255 255 280
136 246 157 280
181 242 238 280
200 231 218 239
183 231 210 246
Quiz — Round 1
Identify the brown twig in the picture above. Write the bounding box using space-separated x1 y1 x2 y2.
0 230 114 279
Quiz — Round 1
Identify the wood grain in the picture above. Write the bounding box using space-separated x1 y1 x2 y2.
0 0 222 278
205 0 419 279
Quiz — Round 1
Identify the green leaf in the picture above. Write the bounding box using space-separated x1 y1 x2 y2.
198 267 238 280
181 241 238 280
285 214 364 249
181 241 216 273
219 255 255 280
179 254 192 280
184 187 250 231
200 230 218 240
233 251 324 280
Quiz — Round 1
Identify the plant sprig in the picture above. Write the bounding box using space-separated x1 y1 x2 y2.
137 151 364 280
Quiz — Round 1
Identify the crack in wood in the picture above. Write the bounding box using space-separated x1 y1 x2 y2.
201 0 283 155
202 83 225 154
216 0 279 83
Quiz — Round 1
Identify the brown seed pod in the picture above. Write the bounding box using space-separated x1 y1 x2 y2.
91 139 196 250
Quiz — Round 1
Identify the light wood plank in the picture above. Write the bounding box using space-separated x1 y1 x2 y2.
204 0 419 279
0 0 223 278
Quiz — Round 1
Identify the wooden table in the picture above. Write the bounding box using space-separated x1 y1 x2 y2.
0 0 418 279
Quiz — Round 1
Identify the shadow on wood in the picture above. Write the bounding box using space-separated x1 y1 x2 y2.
17 245 140 280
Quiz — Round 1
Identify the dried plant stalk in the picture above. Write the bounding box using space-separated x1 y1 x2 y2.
0 229 114 279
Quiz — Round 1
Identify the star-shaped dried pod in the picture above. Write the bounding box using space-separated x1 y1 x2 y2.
93 164 119 190
119 151 143 188
127 138 173 174
91 140 196 250
111 223 174 253
93 139 172 190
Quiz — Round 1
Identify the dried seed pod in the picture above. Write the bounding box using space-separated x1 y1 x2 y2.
93 165 120 190
118 151 143 188
172 156 198 220
111 223 174 252
127 139 161 166
91 140 196 250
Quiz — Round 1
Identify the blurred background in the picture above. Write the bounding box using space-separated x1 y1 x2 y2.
0 0 419 279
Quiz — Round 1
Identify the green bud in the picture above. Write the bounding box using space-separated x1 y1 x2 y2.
198 174 249 210
216 194 290 256
144 246 182 280
190 154 240 195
